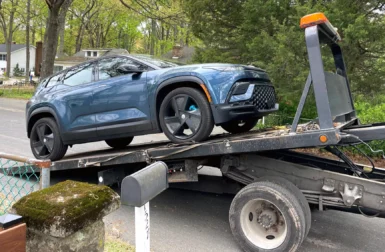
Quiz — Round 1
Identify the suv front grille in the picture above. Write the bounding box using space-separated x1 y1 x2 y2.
251 85 276 110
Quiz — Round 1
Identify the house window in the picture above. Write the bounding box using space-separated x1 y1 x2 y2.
93 51 97 57
0 54 6 61
87 51 91 57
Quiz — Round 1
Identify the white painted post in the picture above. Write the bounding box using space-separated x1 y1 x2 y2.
135 202 150 252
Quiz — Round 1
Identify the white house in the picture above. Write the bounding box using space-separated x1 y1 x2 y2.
54 48 128 73
0 44 36 76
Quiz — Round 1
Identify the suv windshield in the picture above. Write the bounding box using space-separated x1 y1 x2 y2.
132 54 182 68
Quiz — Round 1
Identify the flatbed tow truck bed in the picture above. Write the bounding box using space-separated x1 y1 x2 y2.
52 127 342 170
53 122 383 171
44 13 385 252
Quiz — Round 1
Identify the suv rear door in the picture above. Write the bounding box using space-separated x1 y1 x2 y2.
55 62 98 142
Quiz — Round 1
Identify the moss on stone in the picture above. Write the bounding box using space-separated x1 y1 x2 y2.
13 180 120 237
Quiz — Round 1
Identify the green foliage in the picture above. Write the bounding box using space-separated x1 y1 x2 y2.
186 0 385 158
352 95 385 157
185 0 385 101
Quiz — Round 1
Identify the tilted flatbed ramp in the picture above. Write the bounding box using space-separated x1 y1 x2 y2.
53 128 342 170
53 122 385 171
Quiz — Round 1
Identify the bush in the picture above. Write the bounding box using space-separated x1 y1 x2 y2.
13 63 24 77
350 95 385 158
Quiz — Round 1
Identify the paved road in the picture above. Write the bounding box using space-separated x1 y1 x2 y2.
1 97 385 252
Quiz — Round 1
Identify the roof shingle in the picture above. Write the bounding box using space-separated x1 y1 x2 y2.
0 44 31 53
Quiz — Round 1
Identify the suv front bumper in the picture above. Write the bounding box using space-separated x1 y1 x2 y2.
211 103 279 125
210 83 278 125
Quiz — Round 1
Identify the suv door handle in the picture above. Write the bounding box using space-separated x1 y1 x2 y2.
98 85 107 88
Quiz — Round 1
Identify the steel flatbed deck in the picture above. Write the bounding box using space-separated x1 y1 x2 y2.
51 127 339 170
52 121 385 172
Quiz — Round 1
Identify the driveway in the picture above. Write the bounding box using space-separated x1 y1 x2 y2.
1 97 385 252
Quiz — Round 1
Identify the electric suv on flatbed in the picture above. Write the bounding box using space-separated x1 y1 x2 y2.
26 55 277 160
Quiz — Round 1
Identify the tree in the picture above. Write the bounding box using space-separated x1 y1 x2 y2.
185 0 385 117
0 0 22 77
13 63 23 76
25 0 30 82
119 0 192 56
41 0 72 79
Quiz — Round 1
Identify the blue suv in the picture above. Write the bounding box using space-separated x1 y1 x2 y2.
26 54 277 160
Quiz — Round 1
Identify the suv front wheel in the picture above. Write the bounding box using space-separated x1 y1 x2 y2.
30 117 68 161
159 87 214 143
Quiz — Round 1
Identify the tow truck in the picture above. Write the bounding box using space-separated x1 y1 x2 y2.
48 13 385 252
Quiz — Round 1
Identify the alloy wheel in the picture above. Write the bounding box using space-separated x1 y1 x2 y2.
32 123 55 157
163 94 202 139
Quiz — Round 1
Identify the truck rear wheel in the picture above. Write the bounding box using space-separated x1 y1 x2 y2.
255 176 311 237
229 181 307 252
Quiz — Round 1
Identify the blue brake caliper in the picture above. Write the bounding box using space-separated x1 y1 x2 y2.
189 104 197 111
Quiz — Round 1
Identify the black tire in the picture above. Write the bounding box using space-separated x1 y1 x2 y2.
221 118 259 134
159 87 214 143
30 117 68 161
255 176 311 238
105 137 134 149
229 181 306 252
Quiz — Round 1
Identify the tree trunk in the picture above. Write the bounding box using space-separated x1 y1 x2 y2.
41 7 60 78
31 27 35 45
57 18 65 57
57 0 70 57
173 25 178 44
41 0 72 79
25 0 31 82
160 24 165 54
5 7 15 77
75 24 84 53
150 19 156 55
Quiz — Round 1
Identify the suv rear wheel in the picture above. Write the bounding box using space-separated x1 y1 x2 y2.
30 117 68 161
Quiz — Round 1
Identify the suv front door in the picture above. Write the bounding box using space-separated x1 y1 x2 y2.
92 56 152 137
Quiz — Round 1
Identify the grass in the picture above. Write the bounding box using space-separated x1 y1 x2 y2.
0 87 35 99
105 236 135 252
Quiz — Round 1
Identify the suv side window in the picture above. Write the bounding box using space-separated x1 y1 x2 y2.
97 57 145 81
63 62 94 87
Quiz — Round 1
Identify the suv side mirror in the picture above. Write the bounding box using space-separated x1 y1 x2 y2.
117 64 145 74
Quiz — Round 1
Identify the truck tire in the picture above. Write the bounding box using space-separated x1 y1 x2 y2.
229 181 306 252
255 176 311 238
